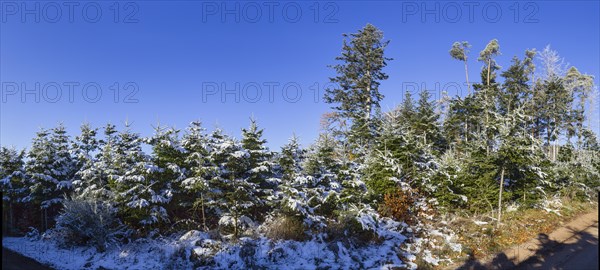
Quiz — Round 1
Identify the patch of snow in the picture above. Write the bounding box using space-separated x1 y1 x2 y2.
506 204 519 212
422 250 439 265
231 150 249 159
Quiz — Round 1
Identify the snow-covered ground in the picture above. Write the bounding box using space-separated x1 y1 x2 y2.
2 206 463 270
3 228 462 270
3 231 413 270
3 235 177 270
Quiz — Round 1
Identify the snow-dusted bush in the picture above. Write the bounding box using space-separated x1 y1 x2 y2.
324 211 379 247
55 198 127 251
536 194 564 216
218 214 255 237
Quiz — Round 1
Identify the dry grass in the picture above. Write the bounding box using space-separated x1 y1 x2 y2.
264 215 307 241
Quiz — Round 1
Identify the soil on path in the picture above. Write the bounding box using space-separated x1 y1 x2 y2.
452 209 599 270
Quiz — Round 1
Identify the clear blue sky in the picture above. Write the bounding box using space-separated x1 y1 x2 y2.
1 1 599 150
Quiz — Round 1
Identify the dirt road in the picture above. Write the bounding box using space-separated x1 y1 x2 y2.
514 213 598 269
455 209 599 270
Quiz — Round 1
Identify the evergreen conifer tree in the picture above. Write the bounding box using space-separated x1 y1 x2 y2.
325 24 391 147
110 122 170 229
71 123 101 199
181 121 213 229
279 135 304 183
414 90 445 154
145 125 187 227
1 147 27 234
26 124 75 231
449 41 472 94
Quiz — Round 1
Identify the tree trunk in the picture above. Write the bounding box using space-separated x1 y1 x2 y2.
201 192 207 231
485 111 490 156
484 63 490 157
487 59 491 86
41 208 47 232
365 70 372 119
464 60 469 142
233 211 239 238
531 83 537 143
548 130 551 153
464 61 470 95
365 70 372 146
9 202 13 234
465 122 468 143
2 202 7 235
497 167 505 228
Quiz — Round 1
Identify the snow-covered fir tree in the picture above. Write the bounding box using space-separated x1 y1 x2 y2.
241 118 277 221
25 124 76 231
1 146 27 204
85 123 121 201
366 109 438 199
494 106 549 224
208 128 258 237
275 136 315 222
278 134 305 183
181 121 213 229
414 90 446 155
50 124 77 194
274 134 345 229
1 146 28 234
71 123 101 199
110 122 170 230
144 124 187 227
301 134 344 218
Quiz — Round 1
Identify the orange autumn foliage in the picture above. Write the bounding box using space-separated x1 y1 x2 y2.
378 188 418 225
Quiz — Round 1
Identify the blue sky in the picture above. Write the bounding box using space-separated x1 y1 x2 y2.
1 1 599 150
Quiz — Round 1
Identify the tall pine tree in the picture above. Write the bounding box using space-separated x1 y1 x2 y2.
325 24 391 147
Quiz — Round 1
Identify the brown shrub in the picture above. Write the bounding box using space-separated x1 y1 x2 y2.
264 215 306 241
378 188 418 225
